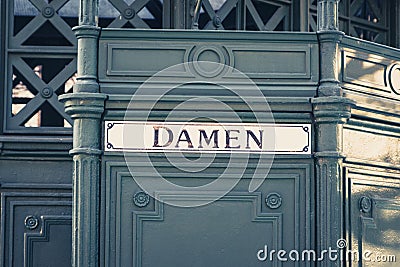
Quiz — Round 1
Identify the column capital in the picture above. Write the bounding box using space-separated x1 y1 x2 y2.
73 25 101 39
59 92 107 119
317 30 344 43
312 96 355 123
314 151 345 159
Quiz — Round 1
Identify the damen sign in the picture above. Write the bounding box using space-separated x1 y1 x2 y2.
105 121 311 154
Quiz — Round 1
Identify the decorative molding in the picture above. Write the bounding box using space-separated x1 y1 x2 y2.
133 192 150 208
0 192 72 267
103 42 313 81
189 45 229 68
359 196 372 213
360 215 377 231
24 216 39 230
24 215 72 267
312 96 355 123
265 192 282 209
346 168 400 267
104 161 312 267
340 39 400 101
105 43 191 77
342 50 391 92
389 64 400 95
98 30 319 93
133 192 282 267
59 93 107 120
343 127 400 166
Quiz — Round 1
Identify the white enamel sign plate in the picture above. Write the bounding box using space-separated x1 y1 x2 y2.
104 121 311 154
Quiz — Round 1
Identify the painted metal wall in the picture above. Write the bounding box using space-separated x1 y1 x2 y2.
98 30 317 266
1 0 400 266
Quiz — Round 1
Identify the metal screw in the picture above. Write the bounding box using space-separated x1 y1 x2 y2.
42 6 55 18
213 16 222 28
123 8 136 20
41 87 53 98
25 215 39 230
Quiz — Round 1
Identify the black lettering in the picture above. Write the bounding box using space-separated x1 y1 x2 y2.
175 129 193 148
153 126 173 147
225 130 240 149
246 130 263 149
199 130 219 148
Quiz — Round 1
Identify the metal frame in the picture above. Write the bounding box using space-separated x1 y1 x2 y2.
2 0 400 135
0 0 6 135
191 0 293 30
4 0 77 134
310 0 400 47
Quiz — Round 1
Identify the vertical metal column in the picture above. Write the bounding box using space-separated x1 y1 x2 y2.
312 1 354 266
59 0 106 266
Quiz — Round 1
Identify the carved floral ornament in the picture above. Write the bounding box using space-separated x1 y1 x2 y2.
265 192 282 209
133 191 151 207
359 196 372 213
24 215 39 230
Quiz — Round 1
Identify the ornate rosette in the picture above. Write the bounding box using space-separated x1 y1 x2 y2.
24 215 39 230
359 196 372 213
133 191 150 207
265 192 282 209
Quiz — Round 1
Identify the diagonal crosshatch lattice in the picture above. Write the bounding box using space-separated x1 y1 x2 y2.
196 0 291 30
105 0 163 28
6 0 79 132
349 0 387 44
4 0 396 133
6 0 167 132
11 0 77 48
246 0 290 31
309 0 389 45
199 0 239 29
9 55 75 128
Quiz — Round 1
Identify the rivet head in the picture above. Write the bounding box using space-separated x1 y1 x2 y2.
41 87 53 98
360 196 372 213
123 8 136 20
213 16 222 27
265 192 282 209
42 6 55 18
133 191 150 207
25 215 39 230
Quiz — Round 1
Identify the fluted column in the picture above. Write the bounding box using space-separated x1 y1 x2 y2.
59 0 106 266
312 97 353 266
60 94 106 266
313 1 355 266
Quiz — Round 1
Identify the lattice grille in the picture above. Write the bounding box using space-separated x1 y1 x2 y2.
194 0 292 30
3 0 396 133
11 0 78 48
7 0 78 132
6 0 168 132
100 0 163 28
10 55 75 128
309 0 389 45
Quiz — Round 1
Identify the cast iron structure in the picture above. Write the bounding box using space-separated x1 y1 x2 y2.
1 0 400 266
